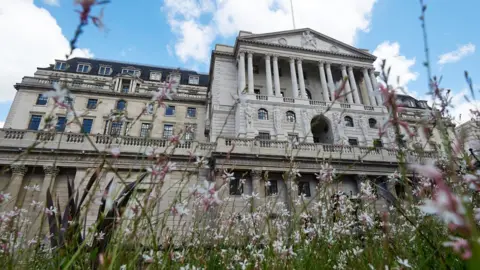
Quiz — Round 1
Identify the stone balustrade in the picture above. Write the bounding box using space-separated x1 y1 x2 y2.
0 129 438 164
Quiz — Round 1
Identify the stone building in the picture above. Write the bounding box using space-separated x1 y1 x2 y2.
0 28 444 229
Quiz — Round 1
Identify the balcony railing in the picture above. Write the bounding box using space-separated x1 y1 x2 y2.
256 95 268 101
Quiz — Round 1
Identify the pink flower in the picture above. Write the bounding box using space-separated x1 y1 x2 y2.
169 135 184 145
111 147 120 158
418 188 466 227
443 236 472 260
171 203 189 216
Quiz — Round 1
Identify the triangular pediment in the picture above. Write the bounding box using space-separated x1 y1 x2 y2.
239 28 375 59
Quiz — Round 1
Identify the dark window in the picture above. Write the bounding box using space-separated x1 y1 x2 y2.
253 65 259 74
368 118 377 128
258 132 271 147
56 117 66 132
140 123 151 138
298 181 311 197
254 89 260 95
54 62 66 71
185 124 196 140
87 99 98 109
110 121 123 136
229 178 243 195
280 91 285 97
121 79 131 93
165 105 176 116
103 120 110 134
286 111 296 122
36 94 48 105
187 107 197 118
373 139 383 148
76 64 90 73
344 116 354 127
116 100 126 111
278 68 283 77
145 103 154 115
306 89 312 100
64 96 74 107
98 66 112 75
122 69 140 77
258 109 268 120
348 138 358 146
135 83 140 93
163 124 174 138
81 119 93 134
28 115 42 130
288 134 298 143
266 180 278 196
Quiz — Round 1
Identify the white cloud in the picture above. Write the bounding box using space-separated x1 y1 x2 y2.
43 0 59 6
0 122 4 128
449 89 480 125
438 43 475 65
372 41 418 93
0 0 93 103
163 0 378 63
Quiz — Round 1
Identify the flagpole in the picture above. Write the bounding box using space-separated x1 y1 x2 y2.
290 0 296 29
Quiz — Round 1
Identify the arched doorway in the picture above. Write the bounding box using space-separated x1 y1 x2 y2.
311 115 333 144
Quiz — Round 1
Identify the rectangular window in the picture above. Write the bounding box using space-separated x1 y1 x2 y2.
64 96 74 107
373 139 383 148
54 61 66 71
184 124 196 140
135 83 140 93
121 79 131 93
81 119 93 134
150 72 162 81
348 138 358 146
254 89 260 95
140 123 151 138
165 105 175 116
188 75 199 85
186 107 197 118
76 64 90 73
253 65 259 74
258 132 271 147
266 180 278 196
122 69 140 77
168 73 181 83
28 115 42 130
56 117 66 132
278 68 283 77
36 94 48 105
110 121 123 136
145 103 154 115
87 99 98 109
288 134 299 143
163 124 174 138
298 181 311 197
229 178 243 195
98 66 112 75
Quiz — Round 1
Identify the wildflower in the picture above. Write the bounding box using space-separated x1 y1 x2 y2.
463 173 480 191
359 212 374 227
25 185 41 192
111 147 121 158
120 265 127 270
352 247 363 256
28 238 38 246
44 82 71 109
418 188 466 227
265 181 271 187
222 170 235 181
239 260 249 270
31 200 43 208
142 250 154 263
95 231 105 241
169 135 184 145
388 171 400 183
443 236 472 260
315 163 336 182
45 206 57 216
103 181 117 212
171 203 189 216
396 257 411 268
0 192 11 204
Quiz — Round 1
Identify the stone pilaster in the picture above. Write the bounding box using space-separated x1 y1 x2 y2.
272 55 281 97
264 55 274 96
341 65 353 104
289 58 299 98
6 165 27 209
40 166 59 204
251 170 264 211
247 52 254 94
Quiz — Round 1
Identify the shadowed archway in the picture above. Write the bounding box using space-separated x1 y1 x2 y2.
311 115 334 144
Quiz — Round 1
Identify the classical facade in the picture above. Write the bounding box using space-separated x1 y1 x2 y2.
0 28 444 228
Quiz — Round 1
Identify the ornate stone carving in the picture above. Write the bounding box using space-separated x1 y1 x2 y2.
330 45 339 53
43 165 59 176
273 107 282 135
244 103 255 131
251 169 263 179
11 165 27 176
301 31 317 49
278 38 288 45
357 115 369 146
333 113 348 145
301 109 311 135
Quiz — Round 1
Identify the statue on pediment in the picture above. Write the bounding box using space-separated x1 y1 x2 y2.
301 31 317 49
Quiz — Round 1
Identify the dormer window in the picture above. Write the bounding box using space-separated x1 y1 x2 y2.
188 75 199 85
168 73 181 84
122 68 141 77
150 72 162 81
77 64 90 73
54 61 67 71
98 66 112 75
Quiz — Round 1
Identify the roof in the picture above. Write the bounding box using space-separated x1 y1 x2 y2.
396 94 430 110
39 57 210 87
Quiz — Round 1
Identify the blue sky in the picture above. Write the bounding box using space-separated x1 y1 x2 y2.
0 0 478 126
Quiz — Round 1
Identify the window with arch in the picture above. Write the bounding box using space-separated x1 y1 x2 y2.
305 89 312 100
344 116 354 127
286 111 296 122
116 100 127 111
258 109 268 120
368 118 377 128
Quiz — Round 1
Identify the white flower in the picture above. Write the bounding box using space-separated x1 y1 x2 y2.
396 257 411 268
0 192 11 204
45 82 71 108
171 203 189 216
418 188 466 226
119 265 127 270
359 212 374 227
352 247 363 256
111 147 121 158
95 231 105 241
222 170 235 180
45 206 57 216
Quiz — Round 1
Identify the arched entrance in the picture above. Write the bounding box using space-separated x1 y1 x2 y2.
311 115 333 144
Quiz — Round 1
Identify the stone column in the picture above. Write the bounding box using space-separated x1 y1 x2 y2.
251 170 264 210
296 59 307 99
347 66 361 104
341 65 353 103
325 63 335 101
272 55 281 97
265 55 274 96
6 165 27 209
238 51 246 94
247 52 254 94
318 62 330 101
363 68 376 106
369 69 380 106
40 166 59 205
289 58 299 98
